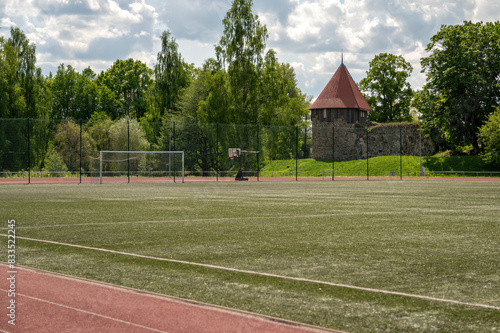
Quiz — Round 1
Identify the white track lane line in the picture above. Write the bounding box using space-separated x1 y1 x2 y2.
1 234 499 311
0 289 168 333
0 264 341 333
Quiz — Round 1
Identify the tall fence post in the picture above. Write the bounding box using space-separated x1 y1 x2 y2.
216 123 219 182
332 125 335 181
366 128 369 181
27 117 31 184
173 122 176 183
400 127 403 180
296 125 299 181
420 124 422 175
80 119 83 184
257 124 260 182
99 151 103 184
127 118 130 184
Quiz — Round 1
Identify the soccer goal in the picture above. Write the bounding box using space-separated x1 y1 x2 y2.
99 151 184 184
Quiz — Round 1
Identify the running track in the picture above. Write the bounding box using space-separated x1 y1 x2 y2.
2 176 500 184
0 263 340 333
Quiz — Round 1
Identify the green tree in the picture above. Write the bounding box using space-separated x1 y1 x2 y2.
197 59 231 124
97 85 119 118
108 118 149 172
479 108 500 167
191 0 310 170
0 30 32 172
421 21 500 154
360 53 413 123
0 36 7 117
51 64 119 120
1 28 51 172
412 88 448 151
42 142 68 176
86 111 114 152
97 59 153 119
109 117 149 152
0 28 50 120
0 28 40 119
51 64 78 119
259 49 309 126
8 27 39 119
0 37 26 118
153 30 190 119
82 67 96 80
197 0 308 128
259 50 310 160
173 65 221 172
80 66 117 118
53 120 96 172
216 0 268 124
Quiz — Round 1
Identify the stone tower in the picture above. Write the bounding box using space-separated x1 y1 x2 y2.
309 59 372 160
309 59 371 125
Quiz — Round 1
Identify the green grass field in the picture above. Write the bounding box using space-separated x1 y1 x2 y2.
1 181 499 332
260 155 499 178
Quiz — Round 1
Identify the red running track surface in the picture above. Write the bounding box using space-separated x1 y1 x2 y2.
0 263 341 333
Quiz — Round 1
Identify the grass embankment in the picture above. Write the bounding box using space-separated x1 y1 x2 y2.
260 155 498 177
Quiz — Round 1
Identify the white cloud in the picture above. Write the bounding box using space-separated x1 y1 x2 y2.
262 0 490 95
1 17 15 28
310 52 341 74
287 0 344 43
155 0 230 41
259 12 283 42
1 0 159 73
1 0 499 98
473 0 500 22
176 38 216 66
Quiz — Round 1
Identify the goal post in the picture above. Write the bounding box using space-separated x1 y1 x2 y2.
99 151 184 184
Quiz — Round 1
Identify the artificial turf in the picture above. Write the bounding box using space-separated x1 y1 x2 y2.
1 181 499 332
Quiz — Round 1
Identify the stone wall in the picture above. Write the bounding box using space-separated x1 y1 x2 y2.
311 119 435 161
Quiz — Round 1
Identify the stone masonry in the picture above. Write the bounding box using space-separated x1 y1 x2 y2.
312 119 435 161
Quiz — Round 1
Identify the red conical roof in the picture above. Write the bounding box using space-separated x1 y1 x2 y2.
309 64 371 111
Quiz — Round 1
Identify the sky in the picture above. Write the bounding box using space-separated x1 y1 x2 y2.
1 0 500 100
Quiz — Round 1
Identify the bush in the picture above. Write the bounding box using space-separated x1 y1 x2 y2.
42 143 68 177
54 120 96 172
479 109 500 168
109 117 149 151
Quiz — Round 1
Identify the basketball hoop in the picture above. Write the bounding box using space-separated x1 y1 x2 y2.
228 148 241 159
228 148 260 159
228 148 260 181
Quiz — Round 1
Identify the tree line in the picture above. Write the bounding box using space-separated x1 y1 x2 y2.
1 0 500 172
0 0 309 126
361 21 500 165
0 0 311 174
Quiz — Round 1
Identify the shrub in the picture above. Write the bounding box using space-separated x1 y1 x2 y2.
42 143 68 177
479 109 500 168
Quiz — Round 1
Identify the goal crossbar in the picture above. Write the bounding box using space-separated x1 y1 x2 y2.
99 151 184 184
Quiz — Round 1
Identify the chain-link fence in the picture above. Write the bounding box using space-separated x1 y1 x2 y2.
0 118 496 184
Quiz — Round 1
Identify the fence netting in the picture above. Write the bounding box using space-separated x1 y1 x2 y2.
0 118 458 184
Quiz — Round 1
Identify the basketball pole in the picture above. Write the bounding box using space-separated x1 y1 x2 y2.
229 149 259 181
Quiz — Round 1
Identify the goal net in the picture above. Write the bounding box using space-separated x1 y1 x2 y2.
98 151 184 184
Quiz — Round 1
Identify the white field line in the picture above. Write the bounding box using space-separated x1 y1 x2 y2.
0 210 450 230
0 265 341 333
0 289 169 333
1 234 499 311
